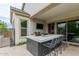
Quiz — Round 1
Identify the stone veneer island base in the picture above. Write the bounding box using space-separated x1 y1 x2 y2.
27 35 63 56
27 38 50 56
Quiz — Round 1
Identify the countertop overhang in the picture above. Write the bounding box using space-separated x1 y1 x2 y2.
26 34 64 43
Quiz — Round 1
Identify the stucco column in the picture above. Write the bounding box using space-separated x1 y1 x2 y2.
14 16 21 45
27 19 31 36
54 22 57 34
44 23 48 33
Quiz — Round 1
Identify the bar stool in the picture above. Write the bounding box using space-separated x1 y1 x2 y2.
43 37 63 56
61 36 68 51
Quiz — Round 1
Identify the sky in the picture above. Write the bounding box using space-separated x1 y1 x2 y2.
0 3 22 19
0 3 22 28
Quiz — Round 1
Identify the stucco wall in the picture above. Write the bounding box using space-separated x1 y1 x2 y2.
13 13 46 45
29 19 46 35
13 14 30 44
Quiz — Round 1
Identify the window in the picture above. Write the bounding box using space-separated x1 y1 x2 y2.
48 23 54 34
36 23 43 29
21 21 27 27
21 20 27 36
21 28 27 36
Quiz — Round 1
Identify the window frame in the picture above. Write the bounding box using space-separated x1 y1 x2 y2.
20 19 27 36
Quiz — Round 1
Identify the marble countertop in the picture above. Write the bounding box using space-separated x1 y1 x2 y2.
26 34 64 43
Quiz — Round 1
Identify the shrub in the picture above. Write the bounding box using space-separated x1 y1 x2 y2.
17 41 27 46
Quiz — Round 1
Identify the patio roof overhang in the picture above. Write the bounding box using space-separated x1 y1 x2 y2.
10 6 30 17
30 3 61 19
10 6 30 24
27 3 79 23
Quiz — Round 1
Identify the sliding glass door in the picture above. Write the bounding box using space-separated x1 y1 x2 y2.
67 20 79 43
57 22 67 40
48 20 79 44
57 20 79 43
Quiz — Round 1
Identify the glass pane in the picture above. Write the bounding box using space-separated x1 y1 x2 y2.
21 29 27 36
36 23 43 29
57 22 67 41
21 21 27 27
57 23 66 35
68 20 79 43
48 23 54 34
21 20 27 36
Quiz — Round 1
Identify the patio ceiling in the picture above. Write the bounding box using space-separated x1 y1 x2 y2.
24 3 50 16
29 3 79 23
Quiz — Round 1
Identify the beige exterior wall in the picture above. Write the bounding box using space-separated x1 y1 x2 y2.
12 13 46 45
14 14 21 44
12 13 30 44
29 19 46 34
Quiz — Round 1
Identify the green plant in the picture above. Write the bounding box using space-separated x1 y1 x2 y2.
17 41 27 46
0 21 7 29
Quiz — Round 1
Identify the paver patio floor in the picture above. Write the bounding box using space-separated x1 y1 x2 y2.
0 44 79 56
0 45 32 56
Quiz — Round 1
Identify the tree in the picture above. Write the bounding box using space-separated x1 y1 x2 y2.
68 22 76 33
0 21 7 29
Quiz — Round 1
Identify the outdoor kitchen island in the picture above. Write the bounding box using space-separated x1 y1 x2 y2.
26 34 64 56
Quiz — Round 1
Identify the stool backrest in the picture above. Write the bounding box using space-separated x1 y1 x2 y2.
50 36 63 48
50 38 57 48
